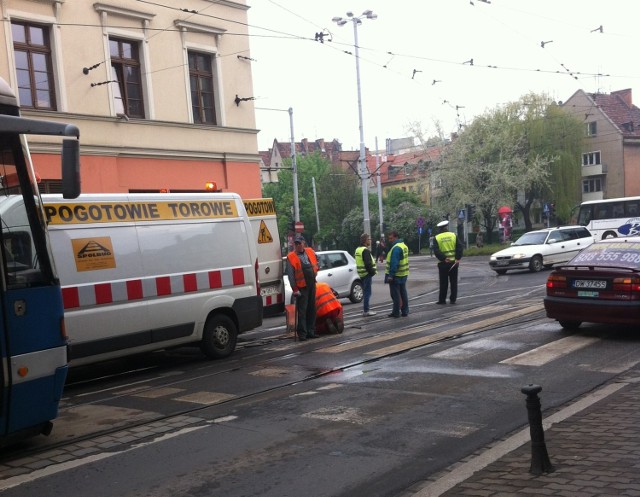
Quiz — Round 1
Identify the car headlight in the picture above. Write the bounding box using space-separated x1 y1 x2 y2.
511 253 527 259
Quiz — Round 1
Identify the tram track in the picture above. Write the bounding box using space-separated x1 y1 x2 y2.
0 290 545 473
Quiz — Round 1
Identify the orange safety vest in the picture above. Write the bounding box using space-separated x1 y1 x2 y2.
287 248 319 289
315 282 341 318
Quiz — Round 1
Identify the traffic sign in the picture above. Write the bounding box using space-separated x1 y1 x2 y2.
416 216 425 228
294 221 304 233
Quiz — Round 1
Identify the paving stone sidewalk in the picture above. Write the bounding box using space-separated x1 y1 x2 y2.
409 366 640 497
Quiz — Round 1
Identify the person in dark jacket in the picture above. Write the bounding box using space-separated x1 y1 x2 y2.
286 234 319 340
433 220 464 304
385 230 409 318
354 233 377 316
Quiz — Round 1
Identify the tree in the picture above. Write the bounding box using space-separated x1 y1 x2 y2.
263 152 360 250
434 93 582 242
512 94 583 229
437 107 530 243
315 163 359 248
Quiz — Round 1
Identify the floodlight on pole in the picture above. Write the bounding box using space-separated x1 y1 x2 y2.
332 10 376 237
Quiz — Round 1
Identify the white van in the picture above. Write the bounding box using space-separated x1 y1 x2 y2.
41 193 262 366
243 198 284 316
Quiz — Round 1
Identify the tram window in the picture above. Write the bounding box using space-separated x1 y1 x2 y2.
3 228 44 289
5 232 32 270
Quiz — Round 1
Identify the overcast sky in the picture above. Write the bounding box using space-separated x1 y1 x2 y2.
246 0 640 151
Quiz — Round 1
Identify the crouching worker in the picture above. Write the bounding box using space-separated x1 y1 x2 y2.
315 282 344 334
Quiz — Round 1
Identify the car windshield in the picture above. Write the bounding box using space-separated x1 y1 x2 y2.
568 241 640 269
513 232 548 246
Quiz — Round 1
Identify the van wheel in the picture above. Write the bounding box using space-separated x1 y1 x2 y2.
201 315 237 359
349 280 364 303
559 320 581 330
602 231 617 240
495 269 507 275
529 255 543 272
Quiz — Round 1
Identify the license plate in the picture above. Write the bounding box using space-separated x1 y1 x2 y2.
573 279 606 289
260 285 280 296
496 260 508 266
577 290 599 298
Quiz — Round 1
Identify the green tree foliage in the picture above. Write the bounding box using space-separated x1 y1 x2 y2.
512 93 583 228
262 152 360 250
315 164 359 248
383 188 422 209
438 108 528 243
435 93 583 242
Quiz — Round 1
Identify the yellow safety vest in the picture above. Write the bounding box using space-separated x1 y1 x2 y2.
355 246 377 278
385 242 409 277
435 232 457 258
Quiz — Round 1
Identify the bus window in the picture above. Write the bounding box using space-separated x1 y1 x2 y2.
594 203 611 220
626 201 640 217
611 202 624 218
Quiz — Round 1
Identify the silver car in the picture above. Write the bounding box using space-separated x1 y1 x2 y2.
284 250 364 303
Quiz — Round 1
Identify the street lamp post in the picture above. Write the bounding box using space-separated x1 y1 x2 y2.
332 10 377 237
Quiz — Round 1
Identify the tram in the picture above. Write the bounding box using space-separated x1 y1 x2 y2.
0 77 80 446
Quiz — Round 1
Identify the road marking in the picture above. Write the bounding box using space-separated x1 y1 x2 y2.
366 305 542 357
132 387 184 398
500 335 600 366
302 406 371 425
175 391 236 405
248 367 291 377
320 304 524 354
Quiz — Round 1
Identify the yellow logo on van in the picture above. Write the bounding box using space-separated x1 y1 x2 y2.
257 220 273 244
71 237 116 272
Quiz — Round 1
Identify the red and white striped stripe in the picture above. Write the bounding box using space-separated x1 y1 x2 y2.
62 267 248 309
262 293 284 307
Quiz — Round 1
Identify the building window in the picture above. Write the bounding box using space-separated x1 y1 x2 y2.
188 51 216 124
582 178 602 193
582 151 601 166
11 21 56 110
109 38 144 118
585 121 597 136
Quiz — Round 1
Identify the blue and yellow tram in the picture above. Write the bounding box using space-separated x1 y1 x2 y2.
0 77 80 446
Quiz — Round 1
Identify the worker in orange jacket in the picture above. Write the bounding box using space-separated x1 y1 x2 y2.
315 282 344 334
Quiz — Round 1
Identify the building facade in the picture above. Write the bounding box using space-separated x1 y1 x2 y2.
374 147 442 204
562 89 640 201
0 0 261 196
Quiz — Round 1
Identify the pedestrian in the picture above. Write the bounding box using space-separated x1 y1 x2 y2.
354 233 377 317
377 236 387 263
384 230 409 318
433 220 464 304
475 232 483 248
314 282 344 334
286 234 319 341
429 234 435 257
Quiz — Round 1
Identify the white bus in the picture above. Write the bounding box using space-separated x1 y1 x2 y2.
576 196 640 239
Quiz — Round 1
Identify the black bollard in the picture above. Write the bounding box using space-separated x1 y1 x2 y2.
521 384 555 475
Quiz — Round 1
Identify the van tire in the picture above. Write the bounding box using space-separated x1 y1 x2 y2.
201 315 238 359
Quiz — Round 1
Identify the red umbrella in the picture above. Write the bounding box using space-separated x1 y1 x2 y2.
498 206 512 215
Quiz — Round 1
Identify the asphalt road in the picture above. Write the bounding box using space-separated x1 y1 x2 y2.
2 255 639 497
